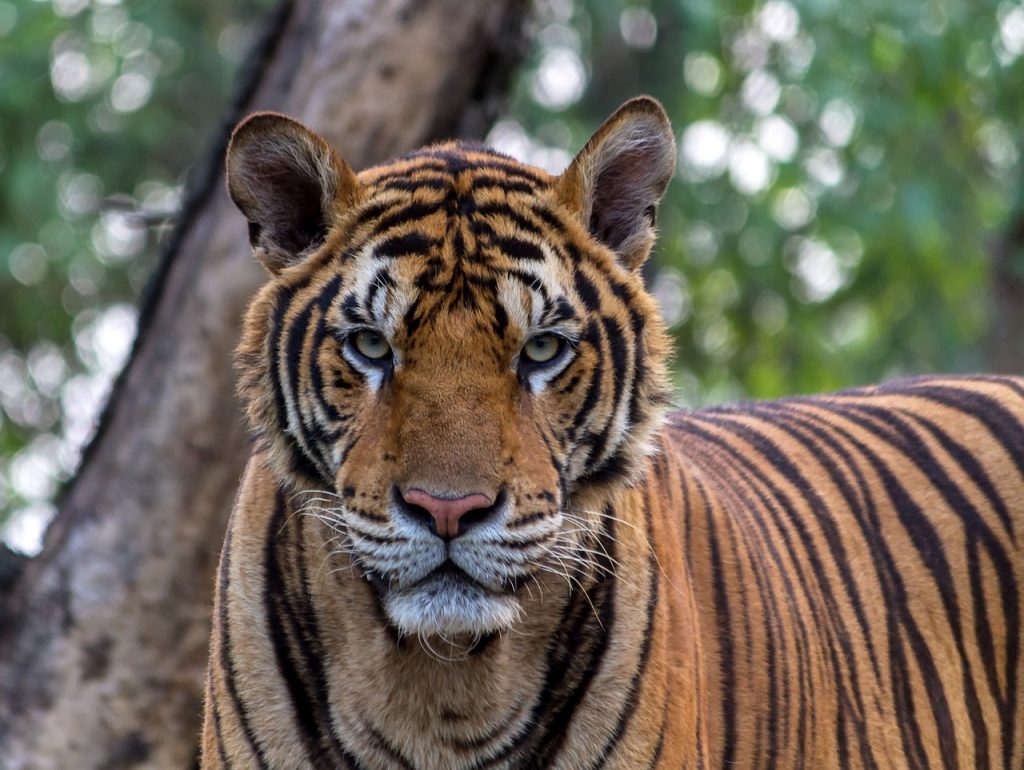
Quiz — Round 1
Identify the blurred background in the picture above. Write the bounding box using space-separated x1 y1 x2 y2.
2 0 1022 555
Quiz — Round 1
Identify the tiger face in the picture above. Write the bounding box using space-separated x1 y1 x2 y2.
228 98 676 639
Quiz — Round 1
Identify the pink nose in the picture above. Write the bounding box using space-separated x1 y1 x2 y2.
402 489 493 540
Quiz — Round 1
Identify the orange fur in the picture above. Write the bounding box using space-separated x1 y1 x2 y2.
202 99 1024 769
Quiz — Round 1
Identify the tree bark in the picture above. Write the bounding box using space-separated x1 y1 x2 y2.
0 1 526 767
989 211 1024 373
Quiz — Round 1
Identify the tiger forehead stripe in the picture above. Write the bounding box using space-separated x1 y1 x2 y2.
545 296 578 326
342 160 566 273
362 146 550 190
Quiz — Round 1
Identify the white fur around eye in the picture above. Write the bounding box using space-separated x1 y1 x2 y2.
521 337 574 392
341 330 392 392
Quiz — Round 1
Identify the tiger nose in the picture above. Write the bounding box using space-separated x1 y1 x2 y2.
401 489 495 540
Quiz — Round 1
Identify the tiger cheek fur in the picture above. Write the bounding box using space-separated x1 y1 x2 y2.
203 99 1024 770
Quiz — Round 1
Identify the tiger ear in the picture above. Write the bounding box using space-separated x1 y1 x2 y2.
555 96 676 271
226 112 358 274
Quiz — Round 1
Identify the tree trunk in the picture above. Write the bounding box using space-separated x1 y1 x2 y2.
0 1 526 767
989 211 1024 373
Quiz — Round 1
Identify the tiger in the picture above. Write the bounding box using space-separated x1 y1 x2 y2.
201 95 1024 769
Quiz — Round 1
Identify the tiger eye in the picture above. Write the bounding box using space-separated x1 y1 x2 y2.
353 330 391 360
522 334 562 364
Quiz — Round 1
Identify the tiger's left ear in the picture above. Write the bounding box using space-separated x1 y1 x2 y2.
555 96 676 271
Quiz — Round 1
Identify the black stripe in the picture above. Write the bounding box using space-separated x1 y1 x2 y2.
556 371 583 396
570 320 606 436
368 201 442 239
573 270 601 311
306 277 346 431
575 316 631 485
575 450 631 488
364 268 396 315
699 476 738 767
270 285 322 483
210 684 233 770
263 515 335 766
283 291 335 481
888 381 1024 479
713 462 787 766
474 201 546 238
368 160 449 181
269 287 295 442
362 721 415 770
448 700 526 752
588 487 660 767
461 158 547 185
527 203 568 237
217 522 272 769
374 232 436 259
492 301 509 340
350 199 400 230
452 224 468 261
504 267 550 303
471 175 535 194
380 176 450 192
908 410 1015 538
528 516 618 762
547 296 578 325
619 298 648 432
264 491 363 769
402 299 424 338
340 293 365 324
492 235 546 261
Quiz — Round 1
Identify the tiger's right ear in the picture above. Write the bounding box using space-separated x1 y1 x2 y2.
226 113 358 274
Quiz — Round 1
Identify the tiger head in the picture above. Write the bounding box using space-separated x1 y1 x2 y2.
228 98 676 640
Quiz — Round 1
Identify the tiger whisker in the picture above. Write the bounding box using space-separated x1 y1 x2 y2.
536 552 604 631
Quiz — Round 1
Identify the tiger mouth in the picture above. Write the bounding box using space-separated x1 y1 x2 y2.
365 560 524 598
362 558 527 638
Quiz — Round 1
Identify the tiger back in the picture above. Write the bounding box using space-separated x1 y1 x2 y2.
202 97 1024 769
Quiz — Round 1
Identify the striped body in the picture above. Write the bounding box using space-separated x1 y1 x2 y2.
203 100 1024 768
671 376 1024 768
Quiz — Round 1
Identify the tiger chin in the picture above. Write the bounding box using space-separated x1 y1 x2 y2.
202 96 1024 770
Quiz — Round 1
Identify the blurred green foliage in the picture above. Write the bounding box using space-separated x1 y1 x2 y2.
2 0 1022 550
